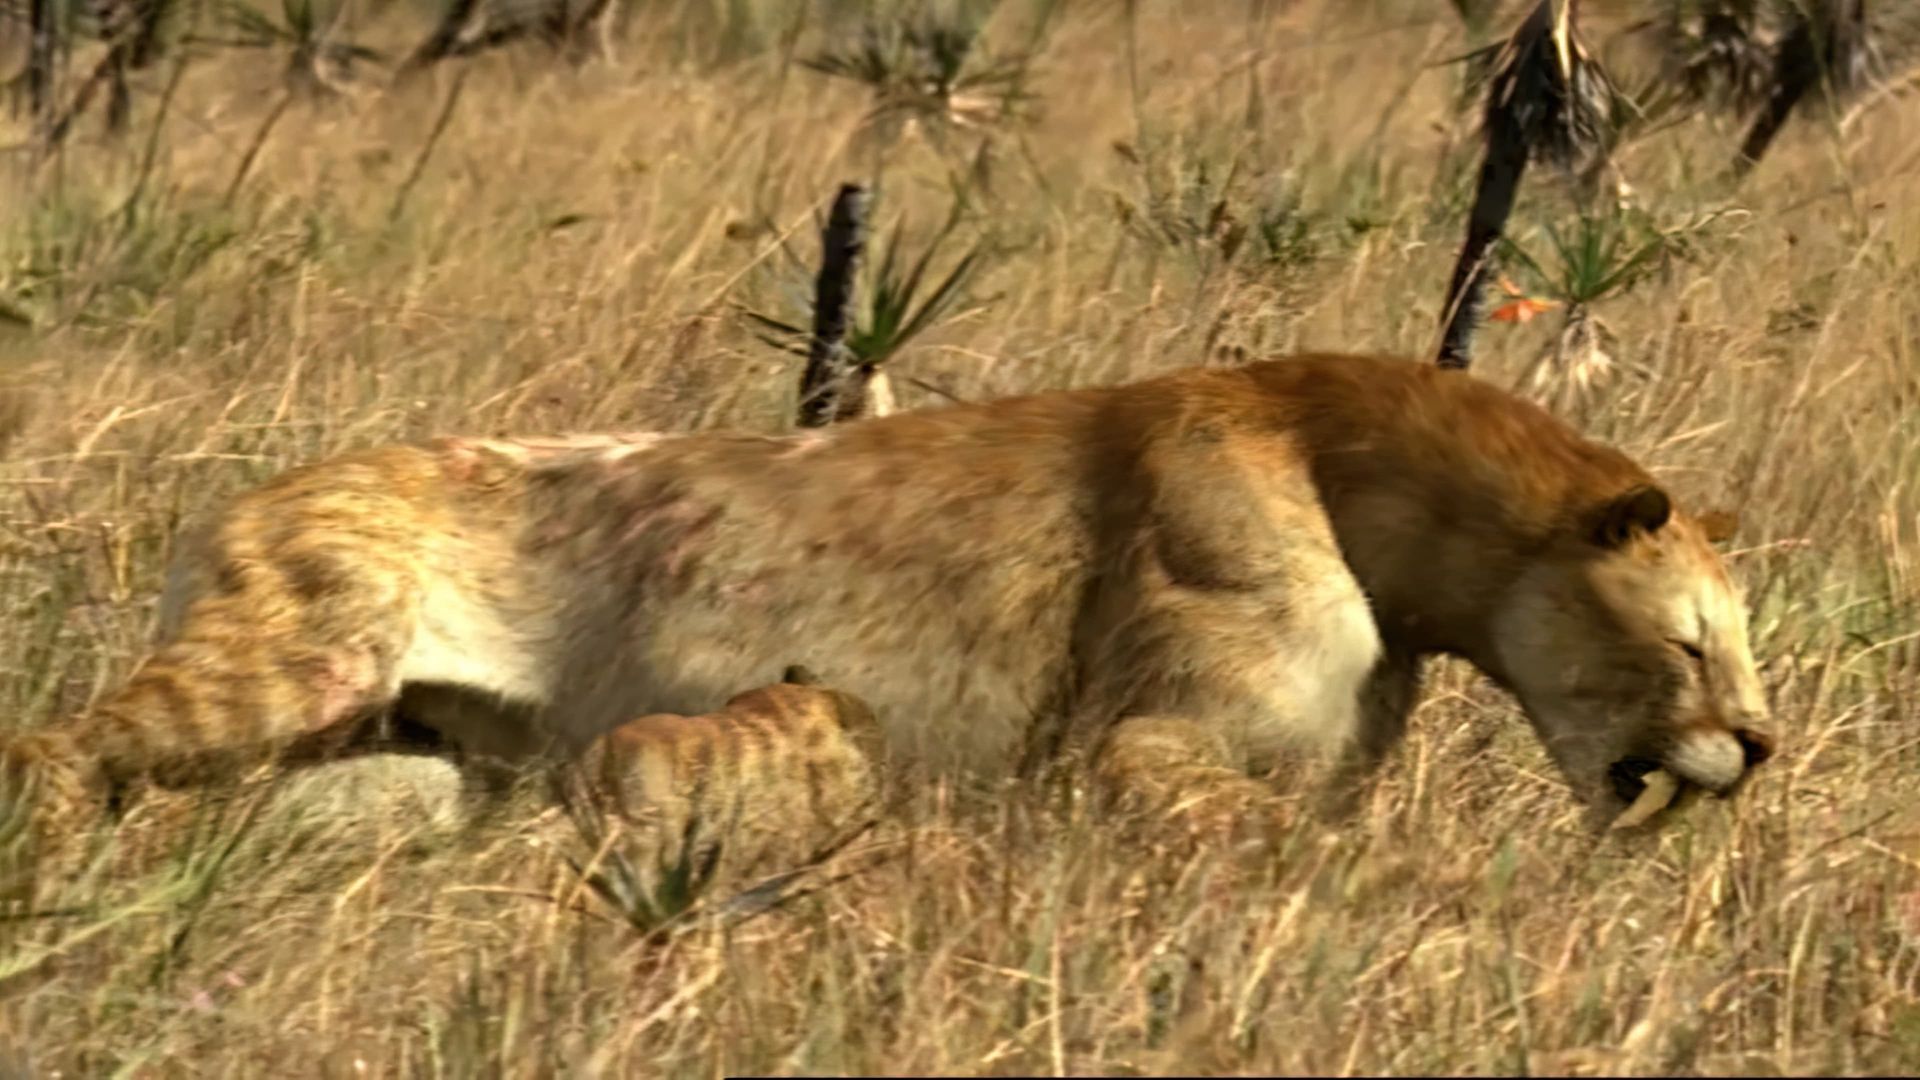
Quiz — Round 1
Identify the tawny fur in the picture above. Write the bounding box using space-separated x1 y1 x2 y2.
4 352 1777 858
563 667 885 876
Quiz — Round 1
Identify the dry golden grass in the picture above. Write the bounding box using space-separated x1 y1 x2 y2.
2 0 1919 1074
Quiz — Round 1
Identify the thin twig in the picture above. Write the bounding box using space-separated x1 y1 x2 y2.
117 44 195 233
44 42 132 149
903 374 968 405
691 190 840 315
389 68 470 225
224 92 295 206
398 0 482 78
1840 61 1920 135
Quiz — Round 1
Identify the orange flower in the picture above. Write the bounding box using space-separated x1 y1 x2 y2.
1490 296 1560 323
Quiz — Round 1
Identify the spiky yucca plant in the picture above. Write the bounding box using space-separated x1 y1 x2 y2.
1496 205 1729 407
1629 1 1915 175
398 0 615 76
560 794 731 938
801 0 1041 159
1436 0 1627 370
1663 0 1872 174
745 191 987 427
1650 0 1781 111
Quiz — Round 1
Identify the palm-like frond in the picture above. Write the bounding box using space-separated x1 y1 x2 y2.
1645 0 1885 111
1649 0 1781 112
742 207 987 374
1453 0 1624 178
1438 0 1627 370
557 767 734 937
1627 1 1919 173
852 212 984 370
801 2 1040 139
1498 206 1718 308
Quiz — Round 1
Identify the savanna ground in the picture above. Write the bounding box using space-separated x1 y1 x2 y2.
1 0 1919 1074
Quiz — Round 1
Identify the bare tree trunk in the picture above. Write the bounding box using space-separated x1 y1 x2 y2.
1436 0 1607 370
797 184 873 429
1437 102 1529 370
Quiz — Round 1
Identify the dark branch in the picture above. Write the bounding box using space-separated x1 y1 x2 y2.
27 0 55 140
399 0 484 77
796 184 873 429
1734 0 1872 177
1436 0 1618 370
